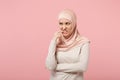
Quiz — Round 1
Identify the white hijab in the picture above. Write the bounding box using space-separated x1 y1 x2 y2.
55 9 90 51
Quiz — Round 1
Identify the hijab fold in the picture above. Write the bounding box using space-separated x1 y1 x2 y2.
54 9 90 51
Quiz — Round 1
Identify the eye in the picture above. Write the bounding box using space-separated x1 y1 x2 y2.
65 22 71 25
59 22 63 25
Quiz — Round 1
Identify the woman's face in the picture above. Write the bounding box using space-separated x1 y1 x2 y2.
59 18 74 39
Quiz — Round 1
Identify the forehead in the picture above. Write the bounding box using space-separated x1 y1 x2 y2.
59 18 71 22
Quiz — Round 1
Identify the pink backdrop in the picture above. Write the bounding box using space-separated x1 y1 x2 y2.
0 0 120 80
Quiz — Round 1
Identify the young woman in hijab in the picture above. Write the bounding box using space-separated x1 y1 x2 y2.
45 9 90 80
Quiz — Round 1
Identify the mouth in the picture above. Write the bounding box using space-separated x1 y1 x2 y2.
62 31 68 34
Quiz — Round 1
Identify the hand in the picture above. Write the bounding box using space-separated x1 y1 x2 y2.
53 31 62 44
54 31 62 39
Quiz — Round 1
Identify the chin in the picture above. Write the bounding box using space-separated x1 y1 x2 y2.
63 34 70 38
63 33 68 36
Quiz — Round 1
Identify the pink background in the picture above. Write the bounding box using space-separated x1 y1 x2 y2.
0 0 120 80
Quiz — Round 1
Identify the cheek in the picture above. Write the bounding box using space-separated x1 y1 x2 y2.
59 26 62 30
67 25 73 32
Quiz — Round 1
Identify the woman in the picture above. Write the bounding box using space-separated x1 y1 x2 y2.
45 9 90 80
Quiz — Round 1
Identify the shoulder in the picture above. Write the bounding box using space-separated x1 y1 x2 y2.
77 36 90 46
80 36 90 42
81 36 90 48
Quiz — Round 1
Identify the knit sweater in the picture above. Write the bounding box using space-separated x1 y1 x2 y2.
46 38 90 80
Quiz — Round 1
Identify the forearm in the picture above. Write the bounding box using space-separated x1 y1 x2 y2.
46 38 57 70
56 62 88 73
56 43 90 73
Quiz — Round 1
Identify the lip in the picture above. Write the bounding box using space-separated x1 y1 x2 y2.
62 31 67 34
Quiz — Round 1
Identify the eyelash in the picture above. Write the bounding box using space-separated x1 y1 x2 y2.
59 23 63 25
59 22 71 25
66 22 70 25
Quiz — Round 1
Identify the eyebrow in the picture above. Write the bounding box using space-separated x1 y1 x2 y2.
59 21 70 23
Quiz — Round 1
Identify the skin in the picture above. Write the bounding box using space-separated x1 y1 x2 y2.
58 18 75 39
53 18 75 45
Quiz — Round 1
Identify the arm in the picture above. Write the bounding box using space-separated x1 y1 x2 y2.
56 42 90 73
45 38 57 71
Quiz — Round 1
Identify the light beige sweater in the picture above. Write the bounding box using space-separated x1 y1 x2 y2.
46 38 90 80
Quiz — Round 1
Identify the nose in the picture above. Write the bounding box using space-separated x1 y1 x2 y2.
62 25 66 30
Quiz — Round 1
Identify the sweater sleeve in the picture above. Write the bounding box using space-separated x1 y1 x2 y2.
45 38 57 71
56 42 90 73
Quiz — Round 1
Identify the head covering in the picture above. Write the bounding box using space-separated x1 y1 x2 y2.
55 9 90 51
58 9 77 27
